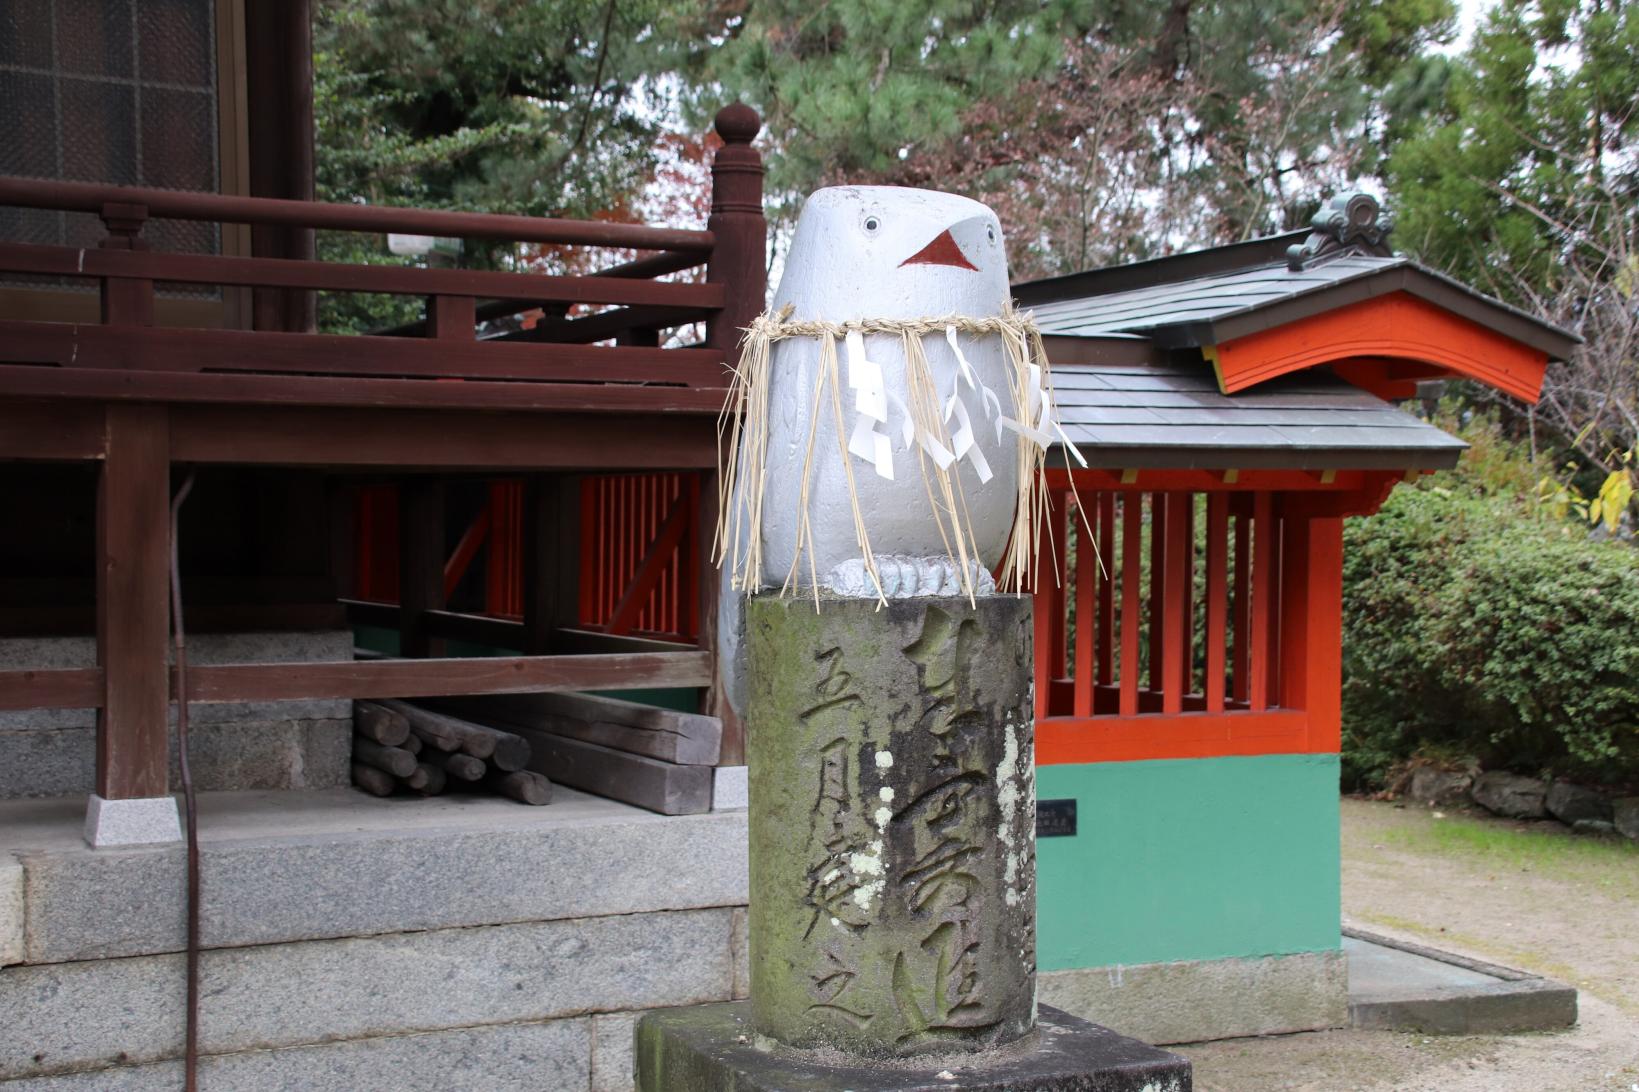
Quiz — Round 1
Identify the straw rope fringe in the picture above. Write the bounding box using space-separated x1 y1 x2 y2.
715 304 1084 606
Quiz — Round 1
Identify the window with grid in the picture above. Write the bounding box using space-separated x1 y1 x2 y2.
0 0 221 287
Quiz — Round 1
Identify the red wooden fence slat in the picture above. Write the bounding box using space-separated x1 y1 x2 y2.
1161 493 1192 715
1147 491 1167 695
1205 493 1228 713
1231 496 1251 704
1119 494 1142 718
1250 491 1274 711
1096 493 1115 686
1073 494 1097 718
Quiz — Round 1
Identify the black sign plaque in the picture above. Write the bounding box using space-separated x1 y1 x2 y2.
1036 798 1077 838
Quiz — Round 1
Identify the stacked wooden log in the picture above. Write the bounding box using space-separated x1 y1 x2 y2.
349 699 552 805
425 691 722 815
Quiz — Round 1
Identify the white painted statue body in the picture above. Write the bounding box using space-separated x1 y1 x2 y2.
759 186 1019 584
718 186 1020 714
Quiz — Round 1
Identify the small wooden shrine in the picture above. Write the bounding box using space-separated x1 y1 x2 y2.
1018 194 1578 1040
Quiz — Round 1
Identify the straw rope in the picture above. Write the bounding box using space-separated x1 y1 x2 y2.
716 304 1085 607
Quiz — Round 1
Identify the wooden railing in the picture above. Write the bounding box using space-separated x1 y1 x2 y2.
1034 469 1359 765
0 108 764 415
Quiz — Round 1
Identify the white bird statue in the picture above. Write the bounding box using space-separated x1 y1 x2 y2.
715 186 1079 715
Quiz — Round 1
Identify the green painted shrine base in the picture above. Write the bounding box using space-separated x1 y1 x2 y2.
1037 754 1342 972
1033 754 1346 1042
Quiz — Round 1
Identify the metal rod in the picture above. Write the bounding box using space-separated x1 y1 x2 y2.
168 471 199 1092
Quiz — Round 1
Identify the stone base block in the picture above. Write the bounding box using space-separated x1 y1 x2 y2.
634 1002 1191 1091
1040 948 1348 1045
82 794 181 848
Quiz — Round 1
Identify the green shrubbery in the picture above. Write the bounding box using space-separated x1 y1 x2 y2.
1342 418 1639 791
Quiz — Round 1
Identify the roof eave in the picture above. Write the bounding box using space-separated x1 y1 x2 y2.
1047 443 1465 473
1135 265 1579 361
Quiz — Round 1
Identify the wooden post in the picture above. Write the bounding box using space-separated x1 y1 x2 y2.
245 0 316 332
1161 493 1191 714
701 103 765 757
399 476 445 657
1281 514 1343 750
427 295 475 340
522 475 579 655
704 103 766 355
96 405 171 800
98 202 154 327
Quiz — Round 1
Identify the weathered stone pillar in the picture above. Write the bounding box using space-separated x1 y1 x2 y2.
746 593 1036 1056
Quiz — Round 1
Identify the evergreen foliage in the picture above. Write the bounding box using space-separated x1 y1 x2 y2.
1342 416 1639 791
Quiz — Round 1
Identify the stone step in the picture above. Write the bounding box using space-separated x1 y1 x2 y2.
3 787 747 965
0 1020 598 1092
0 907 734 1082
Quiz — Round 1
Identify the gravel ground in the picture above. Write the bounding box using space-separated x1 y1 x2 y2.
1172 797 1639 1092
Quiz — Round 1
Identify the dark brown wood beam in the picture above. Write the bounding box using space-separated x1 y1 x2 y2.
96 404 171 799
168 407 717 470
399 476 446 657
184 651 713 702
0 667 103 710
0 401 107 460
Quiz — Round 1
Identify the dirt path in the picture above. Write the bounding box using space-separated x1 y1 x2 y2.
1173 798 1639 1092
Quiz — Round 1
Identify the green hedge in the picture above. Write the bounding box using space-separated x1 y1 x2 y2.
1342 470 1639 792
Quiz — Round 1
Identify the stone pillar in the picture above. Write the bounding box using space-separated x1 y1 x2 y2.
745 593 1036 1057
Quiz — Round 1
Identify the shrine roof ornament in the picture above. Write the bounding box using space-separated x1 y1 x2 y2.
1286 191 1395 271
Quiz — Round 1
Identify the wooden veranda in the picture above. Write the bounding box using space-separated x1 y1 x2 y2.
0 105 766 805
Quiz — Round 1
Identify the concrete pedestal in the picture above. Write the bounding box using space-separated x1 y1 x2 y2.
83 793 181 847
635 1002 1191 1091
746 594 1037 1057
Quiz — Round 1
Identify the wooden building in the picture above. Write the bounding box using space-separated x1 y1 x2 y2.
0 0 761 838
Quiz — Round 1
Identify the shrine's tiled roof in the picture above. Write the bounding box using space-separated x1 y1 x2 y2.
1020 254 1576 360
1047 357 1467 471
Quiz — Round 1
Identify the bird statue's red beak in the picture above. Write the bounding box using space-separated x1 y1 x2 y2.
899 228 979 271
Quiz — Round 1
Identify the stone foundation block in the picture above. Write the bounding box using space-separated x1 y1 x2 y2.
1040 949 1348 1045
634 1002 1191 1091
20 798 747 963
0 859 20 966
592 1012 639 1092
0 1019 593 1091
1 908 733 1081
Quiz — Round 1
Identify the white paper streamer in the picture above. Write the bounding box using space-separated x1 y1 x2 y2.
945 325 977 390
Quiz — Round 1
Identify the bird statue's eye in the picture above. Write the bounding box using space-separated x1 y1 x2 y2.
862 215 882 234
986 226 996 244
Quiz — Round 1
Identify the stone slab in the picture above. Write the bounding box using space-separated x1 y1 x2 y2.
82 794 181 848
712 765 747 810
1040 948 1348 1046
634 1002 1191 1091
0 1018 592 1091
0 718 351 799
1344 929 1578 1035
0 858 20 966
592 1012 639 1092
0 907 733 1081
10 786 747 963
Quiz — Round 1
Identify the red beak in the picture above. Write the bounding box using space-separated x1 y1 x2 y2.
899 228 979 271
